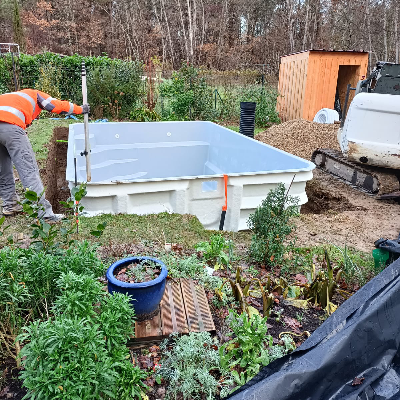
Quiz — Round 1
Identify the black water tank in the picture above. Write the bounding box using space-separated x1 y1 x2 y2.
239 102 256 138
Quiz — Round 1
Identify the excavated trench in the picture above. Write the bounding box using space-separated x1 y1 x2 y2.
301 174 361 215
44 127 69 214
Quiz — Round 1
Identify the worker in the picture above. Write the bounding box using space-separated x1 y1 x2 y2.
0 89 89 222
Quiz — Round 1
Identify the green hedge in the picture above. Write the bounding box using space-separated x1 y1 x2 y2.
0 53 280 126
0 52 144 119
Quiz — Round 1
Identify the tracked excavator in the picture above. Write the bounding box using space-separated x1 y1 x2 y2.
312 62 400 198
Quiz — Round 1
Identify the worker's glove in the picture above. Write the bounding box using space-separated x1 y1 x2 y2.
81 104 90 114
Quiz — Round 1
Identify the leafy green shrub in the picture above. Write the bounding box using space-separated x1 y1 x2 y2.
0 241 104 358
219 311 295 388
0 54 14 93
247 183 299 266
240 85 281 126
34 63 61 98
195 234 232 267
219 311 272 386
159 64 217 121
19 317 118 399
130 107 160 121
18 271 147 399
53 272 104 319
157 332 230 399
116 360 149 400
0 52 144 120
87 61 144 119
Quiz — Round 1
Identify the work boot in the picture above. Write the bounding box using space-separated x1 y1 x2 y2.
2 204 23 216
44 214 65 224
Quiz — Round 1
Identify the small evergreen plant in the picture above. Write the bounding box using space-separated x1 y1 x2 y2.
247 183 299 266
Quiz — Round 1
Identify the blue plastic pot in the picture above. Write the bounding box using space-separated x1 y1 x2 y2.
106 256 168 316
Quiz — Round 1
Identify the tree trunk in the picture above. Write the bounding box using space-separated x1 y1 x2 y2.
303 0 310 50
396 4 399 63
177 0 190 61
187 0 194 62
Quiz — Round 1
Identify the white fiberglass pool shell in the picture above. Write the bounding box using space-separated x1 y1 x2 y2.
66 121 315 231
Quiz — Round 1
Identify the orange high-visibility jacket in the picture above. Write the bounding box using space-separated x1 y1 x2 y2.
0 89 83 130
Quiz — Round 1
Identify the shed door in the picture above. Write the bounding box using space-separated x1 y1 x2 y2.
336 65 361 118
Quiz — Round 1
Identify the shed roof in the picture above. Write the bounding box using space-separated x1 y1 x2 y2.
281 49 369 58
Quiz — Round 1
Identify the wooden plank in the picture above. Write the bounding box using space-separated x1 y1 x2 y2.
135 310 162 340
180 279 215 333
303 54 316 120
194 281 215 333
130 279 214 344
299 58 307 119
161 280 188 336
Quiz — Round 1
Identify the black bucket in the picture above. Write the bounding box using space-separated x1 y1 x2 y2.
239 102 256 138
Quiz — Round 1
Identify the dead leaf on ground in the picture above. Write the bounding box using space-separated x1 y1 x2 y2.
351 376 365 386
283 316 302 334
295 274 308 285
137 355 154 369
149 345 160 353
171 243 184 254
145 376 155 387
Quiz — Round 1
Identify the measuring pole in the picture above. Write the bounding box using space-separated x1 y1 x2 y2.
81 62 91 182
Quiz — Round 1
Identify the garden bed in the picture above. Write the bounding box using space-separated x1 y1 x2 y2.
0 229 371 400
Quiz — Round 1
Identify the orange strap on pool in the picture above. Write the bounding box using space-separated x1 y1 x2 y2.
223 174 228 211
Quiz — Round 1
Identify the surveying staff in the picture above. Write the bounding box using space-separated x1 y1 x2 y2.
0 89 89 222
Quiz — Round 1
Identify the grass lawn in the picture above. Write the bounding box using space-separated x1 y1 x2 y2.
27 118 78 167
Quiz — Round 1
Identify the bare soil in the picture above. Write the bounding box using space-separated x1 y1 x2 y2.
257 120 400 252
44 127 69 214
297 169 400 252
0 358 26 400
114 262 161 283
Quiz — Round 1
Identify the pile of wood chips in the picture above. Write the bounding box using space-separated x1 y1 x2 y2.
256 119 341 160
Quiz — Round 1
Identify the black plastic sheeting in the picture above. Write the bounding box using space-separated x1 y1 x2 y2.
228 257 400 400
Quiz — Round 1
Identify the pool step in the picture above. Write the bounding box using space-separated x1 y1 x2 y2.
128 278 215 345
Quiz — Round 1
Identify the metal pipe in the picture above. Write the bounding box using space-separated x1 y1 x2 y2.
81 61 91 182
340 84 356 128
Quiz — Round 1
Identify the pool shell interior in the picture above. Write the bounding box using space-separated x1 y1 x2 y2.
67 122 313 184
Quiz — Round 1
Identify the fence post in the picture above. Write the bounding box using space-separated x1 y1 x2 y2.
11 52 18 91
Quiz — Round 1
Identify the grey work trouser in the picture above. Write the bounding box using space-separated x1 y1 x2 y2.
0 122 54 218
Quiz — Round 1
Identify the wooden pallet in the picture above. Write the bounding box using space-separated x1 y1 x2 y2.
131 279 215 343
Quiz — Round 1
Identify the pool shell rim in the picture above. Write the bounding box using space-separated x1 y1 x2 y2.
106 256 168 289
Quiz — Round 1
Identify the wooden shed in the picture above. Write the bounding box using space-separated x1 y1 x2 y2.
276 50 369 122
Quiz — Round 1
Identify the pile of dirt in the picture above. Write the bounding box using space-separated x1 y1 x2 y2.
302 177 363 214
257 119 340 159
